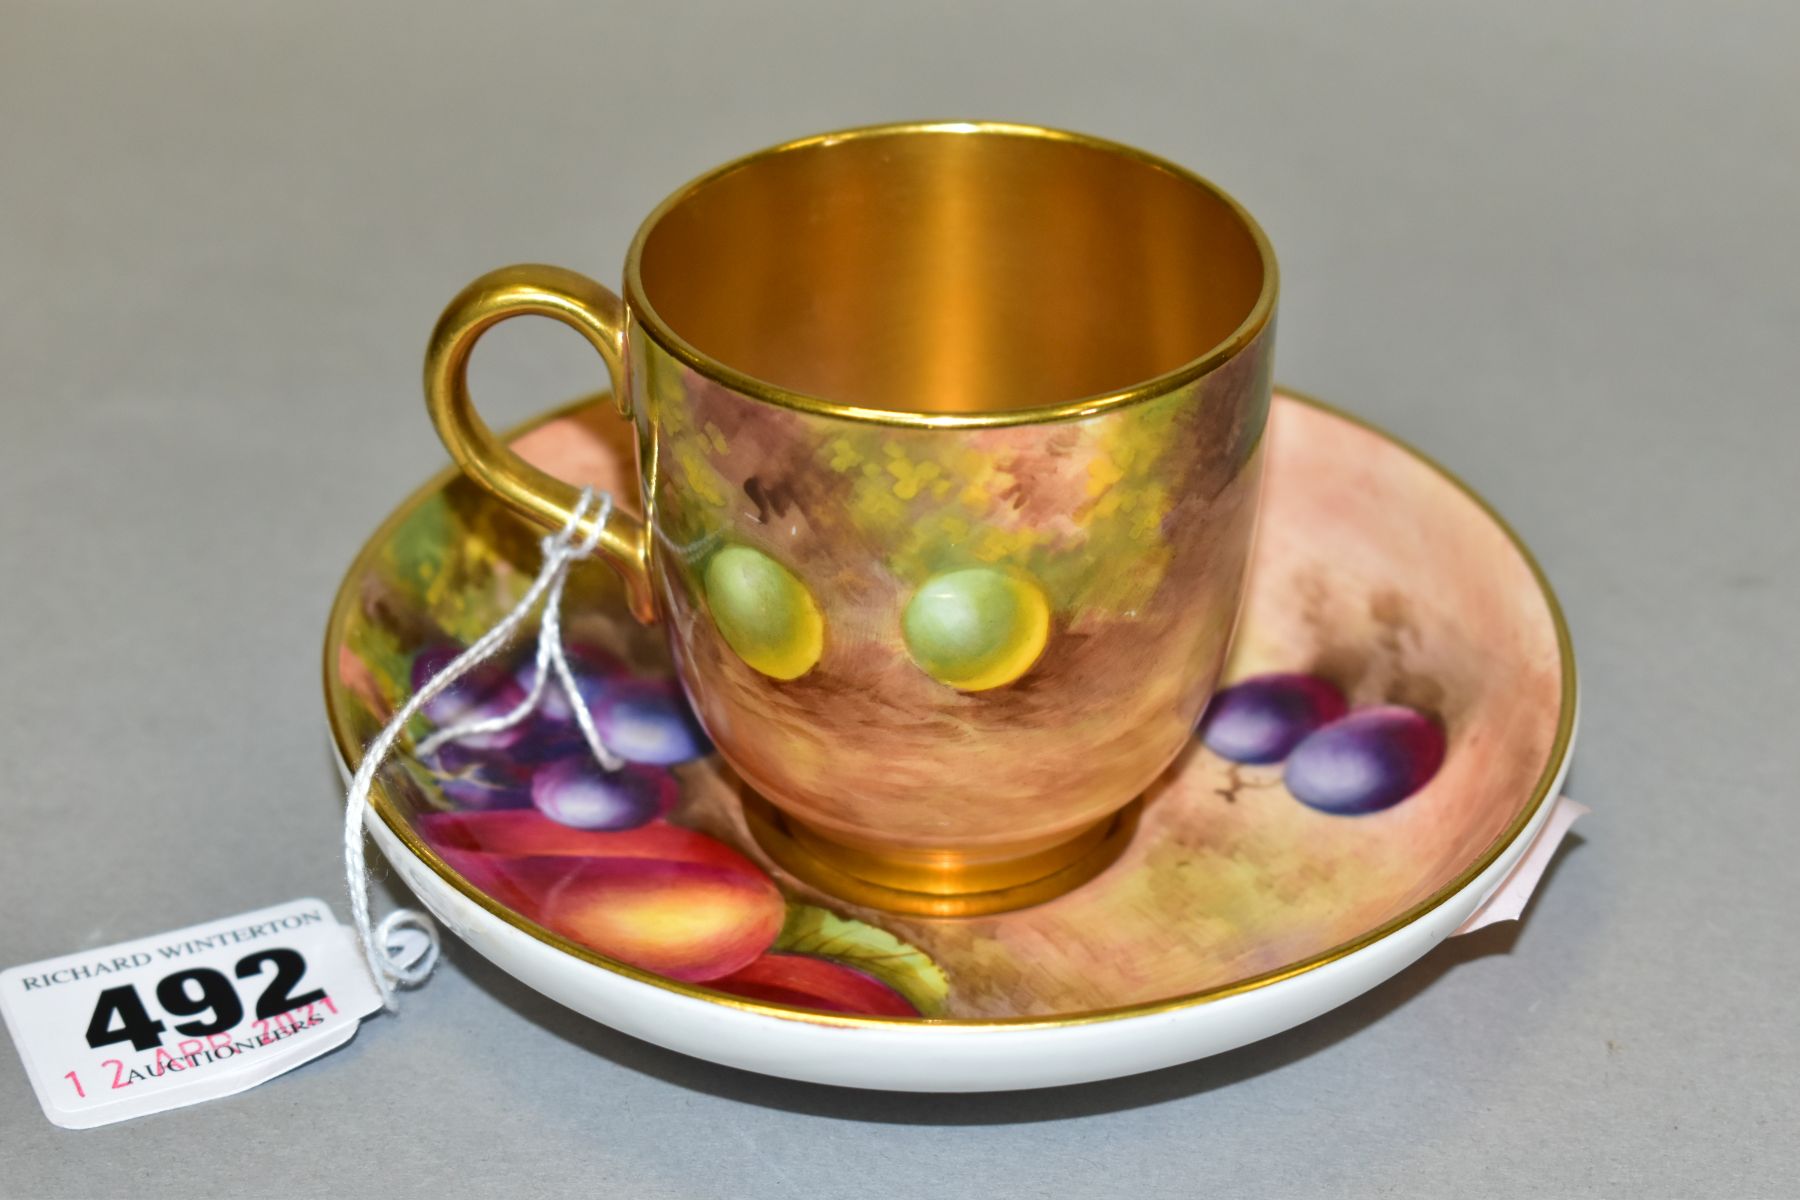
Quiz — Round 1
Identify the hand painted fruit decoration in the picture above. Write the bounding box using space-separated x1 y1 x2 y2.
1197 672 1349 764
515 642 627 724
1195 672 1446 816
901 567 1051 691
420 640 712 768
412 642 707 817
704 545 824 680
531 759 676 830
589 679 713 765
411 646 529 750
406 643 936 1015
1283 705 1447 815
534 855 785 982
420 811 785 982
711 953 917 1017
426 742 535 811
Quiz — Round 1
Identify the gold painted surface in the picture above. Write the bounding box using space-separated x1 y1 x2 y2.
630 122 1272 416
638 326 1269 883
422 264 656 620
744 794 1143 918
421 121 1277 895
323 389 1577 1029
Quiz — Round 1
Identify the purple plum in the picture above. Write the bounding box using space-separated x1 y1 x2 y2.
498 724 591 765
592 680 712 765
1283 706 1447 815
530 759 677 831
411 645 529 750
1198 673 1349 764
516 642 629 726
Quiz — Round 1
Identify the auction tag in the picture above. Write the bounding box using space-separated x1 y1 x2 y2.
1 898 382 1129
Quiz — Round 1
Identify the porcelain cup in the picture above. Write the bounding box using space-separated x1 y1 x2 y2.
424 121 1278 914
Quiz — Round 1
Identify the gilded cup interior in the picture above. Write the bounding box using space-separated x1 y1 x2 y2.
628 123 1274 416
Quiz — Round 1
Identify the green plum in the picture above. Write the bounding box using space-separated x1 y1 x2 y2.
902 567 1050 691
704 545 824 680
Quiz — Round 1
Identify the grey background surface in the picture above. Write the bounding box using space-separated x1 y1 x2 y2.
3 2 1796 1196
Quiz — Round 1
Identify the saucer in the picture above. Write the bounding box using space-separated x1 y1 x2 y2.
323 388 1577 1091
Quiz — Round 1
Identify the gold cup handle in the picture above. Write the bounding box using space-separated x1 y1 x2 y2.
424 264 656 622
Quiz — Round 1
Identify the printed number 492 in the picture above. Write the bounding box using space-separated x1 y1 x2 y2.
83 949 325 1053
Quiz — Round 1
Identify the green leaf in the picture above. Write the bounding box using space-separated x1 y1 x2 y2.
774 905 949 1016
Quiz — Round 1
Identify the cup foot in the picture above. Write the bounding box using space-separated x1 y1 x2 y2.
740 794 1142 918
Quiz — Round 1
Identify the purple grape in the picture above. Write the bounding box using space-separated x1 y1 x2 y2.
531 759 676 830
1198 673 1349 764
592 680 712 765
411 645 528 750
1284 706 1447 815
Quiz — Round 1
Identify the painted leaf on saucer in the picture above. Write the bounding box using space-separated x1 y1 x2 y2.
772 905 949 1016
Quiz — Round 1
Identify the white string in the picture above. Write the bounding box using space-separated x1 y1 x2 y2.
343 488 617 1010
413 496 623 771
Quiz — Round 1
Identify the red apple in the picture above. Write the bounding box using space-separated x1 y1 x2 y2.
710 953 918 1017
533 856 784 982
419 809 746 869
417 810 785 982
